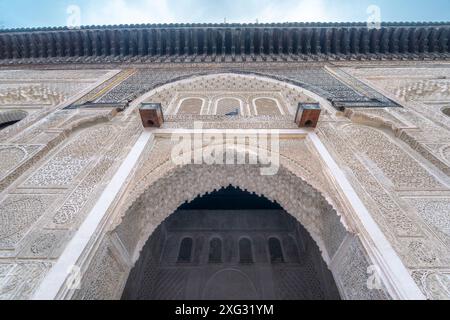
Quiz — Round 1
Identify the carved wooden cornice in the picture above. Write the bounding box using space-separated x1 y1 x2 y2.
0 22 449 64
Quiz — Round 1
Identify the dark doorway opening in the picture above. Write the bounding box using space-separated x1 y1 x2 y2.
122 186 341 300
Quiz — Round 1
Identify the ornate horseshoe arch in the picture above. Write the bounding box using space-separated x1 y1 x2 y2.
32 73 425 301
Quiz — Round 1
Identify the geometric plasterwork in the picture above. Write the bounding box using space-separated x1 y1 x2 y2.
317 118 450 289
0 146 27 176
0 262 52 300
396 80 450 103
340 67 450 103
0 145 43 178
338 66 450 179
0 69 119 145
3 64 450 300
341 124 446 190
0 194 56 249
0 70 118 107
21 125 117 188
18 229 68 259
318 123 423 238
331 235 390 300
406 198 450 248
444 146 450 164
51 121 141 228
72 239 126 301
366 78 450 103
412 270 450 301
0 117 141 299
0 85 66 106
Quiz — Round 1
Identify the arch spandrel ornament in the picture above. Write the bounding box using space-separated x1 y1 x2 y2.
112 158 350 266
108 138 354 232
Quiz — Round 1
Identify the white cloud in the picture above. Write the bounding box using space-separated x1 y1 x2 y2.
82 0 176 25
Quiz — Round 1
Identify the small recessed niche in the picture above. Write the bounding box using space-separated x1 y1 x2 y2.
304 120 314 127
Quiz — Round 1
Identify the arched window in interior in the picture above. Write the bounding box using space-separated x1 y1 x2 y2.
177 237 193 263
254 98 281 116
268 237 285 263
216 98 241 116
239 238 253 264
208 238 223 263
178 98 203 115
283 236 300 263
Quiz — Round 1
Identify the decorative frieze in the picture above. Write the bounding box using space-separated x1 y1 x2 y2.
96 68 396 110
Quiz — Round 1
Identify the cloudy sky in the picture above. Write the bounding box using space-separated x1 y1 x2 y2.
0 0 449 29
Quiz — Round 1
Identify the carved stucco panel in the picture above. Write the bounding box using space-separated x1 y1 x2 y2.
417 143 450 169
0 195 56 249
444 146 450 165
0 69 118 107
1 121 141 262
341 124 445 190
394 79 450 103
72 238 126 300
341 67 450 101
333 236 390 300
0 69 118 143
343 108 450 177
0 262 52 300
0 145 43 179
351 77 450 104
51 121 141 228
412 270 450 300
317 122 450 297
8 111 72 144
22 125 117 188
345 108 413 130
394 107 450 142
406 198 450 249
0 146 27 177
340 67 450 140
318 123 422 238
399 239 448 268
18 229 69 259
